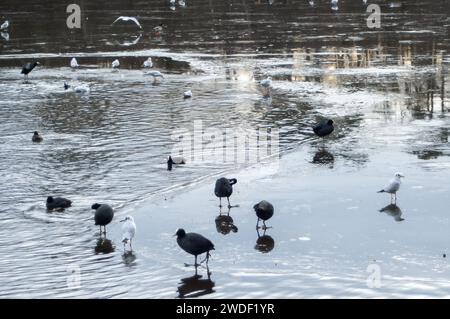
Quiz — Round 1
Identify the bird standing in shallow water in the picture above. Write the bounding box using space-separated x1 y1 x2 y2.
254 200 274 230
32 131 43 142
260 76 272 88
175 228 215 266
92 203 114 235
121 216 136 251
21 62 40 81
167 155 186 171
112 59 120 69
70 58 79 68
46 196 72 211
214 177 237 208
143 57 153 68
378 173 405 203
313 119 334 139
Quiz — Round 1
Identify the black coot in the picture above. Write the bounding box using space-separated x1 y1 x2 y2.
313 119 334 138
21 62 40 80
92 203 114 234
32 131 43 142
253 200 274 229
46 196 72 210
176 228 215 266
214 177 237 207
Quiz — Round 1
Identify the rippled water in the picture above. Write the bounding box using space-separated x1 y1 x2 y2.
0 0 449 298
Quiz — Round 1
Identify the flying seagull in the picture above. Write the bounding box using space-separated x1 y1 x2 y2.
112 16 142 29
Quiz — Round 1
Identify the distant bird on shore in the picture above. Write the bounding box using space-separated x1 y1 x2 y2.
214 177 237 208
112 16 142 29
313 119 334 138
92 203 114 234
1 20 9 31
143 57 153 68
21 61 40 80
32 131 43 143
175 228 215 266
46 196 72 211
167 155 186 171
70 58 79 68
254 200 274 230
121 216 136 251
378 173 405 203
260 76 272 88
112 59 120 68
184 90 192 99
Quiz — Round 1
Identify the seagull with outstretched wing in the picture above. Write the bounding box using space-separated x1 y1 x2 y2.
112 16 142 29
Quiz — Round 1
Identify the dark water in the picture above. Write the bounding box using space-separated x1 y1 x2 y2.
0 0 449 298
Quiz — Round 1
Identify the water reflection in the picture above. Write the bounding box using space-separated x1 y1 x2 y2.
177 265 215 298
254 228 275 253
95 237 115 254
215 207 238 235
312 148 335 167
122 251 137 265
379 204 405 222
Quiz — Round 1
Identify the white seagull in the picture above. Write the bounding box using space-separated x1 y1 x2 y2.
1 32 9 41
260 76 272 88
112 16 142 29
183 90 192 98
70 57 79 68
121 216 136 251
377 172 405 203
143 57 153 68
112 59 120 68
0 20 9 31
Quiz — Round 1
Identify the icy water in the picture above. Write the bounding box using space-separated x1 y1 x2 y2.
0 0 449 298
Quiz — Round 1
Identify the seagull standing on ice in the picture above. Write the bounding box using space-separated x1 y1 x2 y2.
112 16 142 29
121 216 136 251
112 59 120 68
378 172 405 203
70 58 79 68
1 20 9 31
143 57 153 68
260 76 272 88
